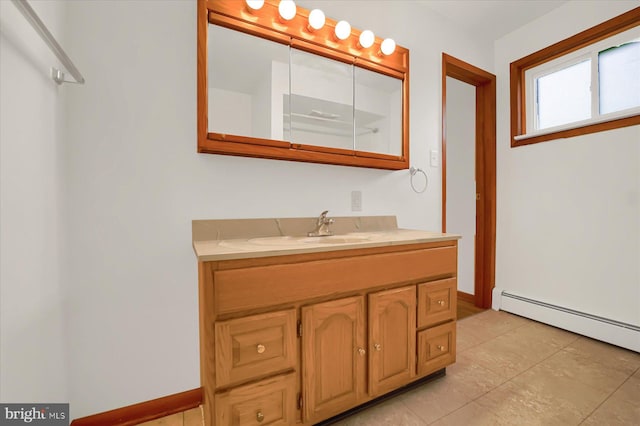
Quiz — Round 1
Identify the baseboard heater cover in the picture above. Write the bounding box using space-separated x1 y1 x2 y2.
500 291 640 353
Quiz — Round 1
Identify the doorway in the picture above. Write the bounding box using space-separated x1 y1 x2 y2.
442 53 496 310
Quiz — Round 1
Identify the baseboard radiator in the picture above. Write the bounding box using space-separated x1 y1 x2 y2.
500 291 640 353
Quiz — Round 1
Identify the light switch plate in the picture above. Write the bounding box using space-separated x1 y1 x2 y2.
351 190 362 211
430 150 439 167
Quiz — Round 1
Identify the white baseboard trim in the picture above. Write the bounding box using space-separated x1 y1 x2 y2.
498 291 640 353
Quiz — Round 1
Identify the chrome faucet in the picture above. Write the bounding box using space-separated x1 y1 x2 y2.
308 210 334 237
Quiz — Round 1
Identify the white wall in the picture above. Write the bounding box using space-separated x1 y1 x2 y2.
0 0 68 402
495 1 640 330
445 77 476 295
0 0 493 417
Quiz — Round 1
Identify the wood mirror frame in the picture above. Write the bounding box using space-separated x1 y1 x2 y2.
197 0 410 170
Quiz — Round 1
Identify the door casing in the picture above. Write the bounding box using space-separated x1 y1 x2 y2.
442 53 496 309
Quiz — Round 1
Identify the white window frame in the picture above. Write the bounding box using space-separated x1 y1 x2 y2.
517 25 640 141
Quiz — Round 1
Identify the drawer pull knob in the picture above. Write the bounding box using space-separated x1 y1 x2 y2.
256 344 266 354
374 343 382 351
437 300 445 306
358 348 366 356
256 410 264 422
437 345 445 351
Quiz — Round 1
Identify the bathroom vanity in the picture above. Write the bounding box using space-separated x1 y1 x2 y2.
193 216 459 425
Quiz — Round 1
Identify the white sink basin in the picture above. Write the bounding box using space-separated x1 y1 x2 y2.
303 235 373 244
247 234 377 246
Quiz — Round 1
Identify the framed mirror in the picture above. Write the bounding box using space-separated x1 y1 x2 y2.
198 0 410 170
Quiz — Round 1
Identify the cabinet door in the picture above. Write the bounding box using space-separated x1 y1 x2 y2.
302 296 366 423
369 286 416 396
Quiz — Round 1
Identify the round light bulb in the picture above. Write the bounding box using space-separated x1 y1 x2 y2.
381 38 396 55
308 9 326 31
245 0 264 11
335 20 351 40
359 30 375 49
278 0 296 21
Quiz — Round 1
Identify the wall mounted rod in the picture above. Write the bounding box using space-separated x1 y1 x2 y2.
11 0 85 85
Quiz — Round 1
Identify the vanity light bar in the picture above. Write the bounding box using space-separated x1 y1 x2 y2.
243 0 397 56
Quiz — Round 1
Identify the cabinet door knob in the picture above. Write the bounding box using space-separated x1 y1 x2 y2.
256 410 264 422
358 348 366 356
256 344 266 354
437 300 445 306
437 345 445 351
374 343 382 351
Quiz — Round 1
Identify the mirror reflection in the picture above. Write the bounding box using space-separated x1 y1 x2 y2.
355 66 403 156
208 24 290 140
288 48 354 150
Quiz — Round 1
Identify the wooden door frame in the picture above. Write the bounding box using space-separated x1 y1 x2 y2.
442 53 496 309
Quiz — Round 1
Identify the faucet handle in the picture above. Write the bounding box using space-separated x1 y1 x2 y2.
309 210 333 236
318 210 329 224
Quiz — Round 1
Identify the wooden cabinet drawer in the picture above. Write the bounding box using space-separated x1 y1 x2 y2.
214 245 457 315
215 309 296 388
417 321 456 376
417 278 456 328
215 373 297 426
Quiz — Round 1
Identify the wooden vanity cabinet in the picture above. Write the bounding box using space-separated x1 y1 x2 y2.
198 240 458 425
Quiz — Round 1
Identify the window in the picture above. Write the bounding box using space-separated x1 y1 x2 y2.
599 41 640 114
510 8 640 147
533 58 592 130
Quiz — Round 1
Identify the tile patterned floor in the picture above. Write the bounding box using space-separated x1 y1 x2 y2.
139 407 202 426
143 310 640 425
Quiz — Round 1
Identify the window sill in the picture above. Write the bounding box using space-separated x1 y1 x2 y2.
512 109 640 147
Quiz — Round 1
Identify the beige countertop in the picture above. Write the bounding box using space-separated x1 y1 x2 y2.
193 216 460 262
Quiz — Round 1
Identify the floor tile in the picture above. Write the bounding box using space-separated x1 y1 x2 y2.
430 401 512 426
527 348 631 394
395 375 472 424
331 397 426 426
486 328 561 365
455 310 531 357
582 374 640 425
455 321 488 352
456 334 540 380
563 336 640 376
183 407 203 426
503 320 579 350
475 380 601 425
446 352 508 399
138 412 183 426
456 310 529 343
